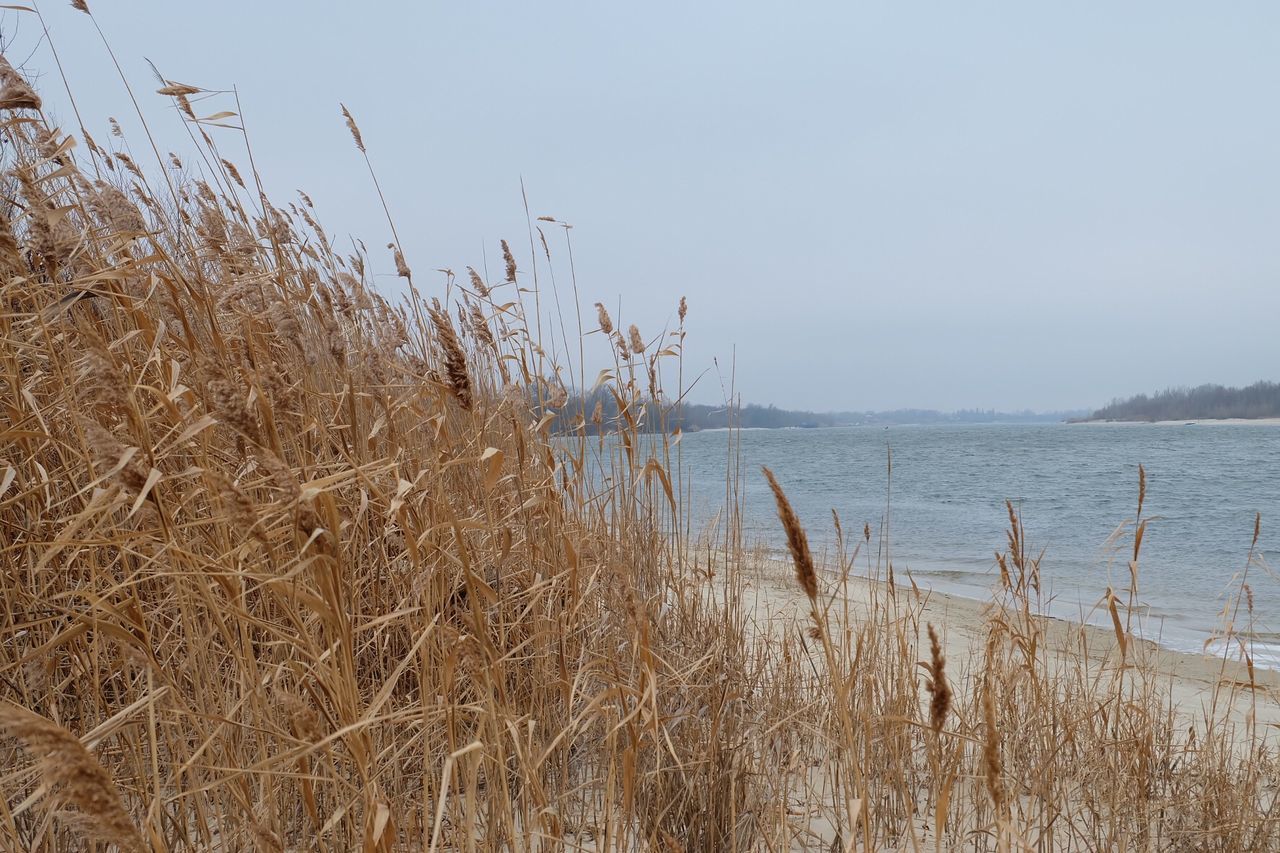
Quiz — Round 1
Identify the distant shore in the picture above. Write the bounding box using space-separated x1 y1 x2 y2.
1071 417 1280 426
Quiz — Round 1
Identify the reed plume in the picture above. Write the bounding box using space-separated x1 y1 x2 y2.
501 239 517 282
982 673 1004 817
0 704 144 851
595 302 613 334
762 466 818 601
468 302 495 348
340 103 365 152
0 56 40 111
430 301 473 409
390 242 412 279
467 265 490 296
925 623 951 733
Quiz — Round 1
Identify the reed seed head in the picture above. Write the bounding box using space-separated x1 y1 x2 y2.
468 302 495 348
501 239 517 282
340 103 365 152
982 676 1004 815
595 302 613 335
0 704 144 851
430 303 472 410
1137 463 1146 519
390 243 411 279
157 82 200 97
0 57 40 111
925 623 951 732
88 179 147 235
762 466 818 602
221 158 246 188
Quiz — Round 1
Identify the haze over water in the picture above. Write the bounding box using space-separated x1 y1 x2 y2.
679 422 1280 662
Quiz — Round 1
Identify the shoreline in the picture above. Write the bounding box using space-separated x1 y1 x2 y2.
735 550 1280 727
688 418 1280 432
1070 417 1280 426
752 543 1275 671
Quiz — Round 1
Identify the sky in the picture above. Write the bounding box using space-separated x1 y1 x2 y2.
11 2 1280 412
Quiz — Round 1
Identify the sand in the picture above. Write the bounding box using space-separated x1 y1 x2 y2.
735 552 1280 732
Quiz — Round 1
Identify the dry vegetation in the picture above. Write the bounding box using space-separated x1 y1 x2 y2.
1 9 1278 850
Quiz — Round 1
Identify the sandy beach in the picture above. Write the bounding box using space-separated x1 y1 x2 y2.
736 551 1280 733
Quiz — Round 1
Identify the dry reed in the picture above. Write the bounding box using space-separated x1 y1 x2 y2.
762 466 818 601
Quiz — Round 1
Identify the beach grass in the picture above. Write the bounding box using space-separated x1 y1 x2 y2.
0 11 1277 850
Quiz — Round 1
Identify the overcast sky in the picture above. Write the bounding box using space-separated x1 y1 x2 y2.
14 2 1280 412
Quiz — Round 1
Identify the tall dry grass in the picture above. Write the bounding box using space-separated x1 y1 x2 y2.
0 9 1276 850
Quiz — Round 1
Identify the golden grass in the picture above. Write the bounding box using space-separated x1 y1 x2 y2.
0 11 1276 850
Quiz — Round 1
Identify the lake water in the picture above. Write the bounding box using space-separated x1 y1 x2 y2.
676 423 1280 664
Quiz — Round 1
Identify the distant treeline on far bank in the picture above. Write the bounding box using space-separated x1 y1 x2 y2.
1079 381 1280 422
555 390 1082 434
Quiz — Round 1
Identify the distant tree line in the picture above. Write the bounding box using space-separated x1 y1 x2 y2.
552 390 836 435
1083 381 1280 422
551 389 1080 434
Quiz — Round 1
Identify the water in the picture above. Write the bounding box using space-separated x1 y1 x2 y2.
675 423 1280 663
